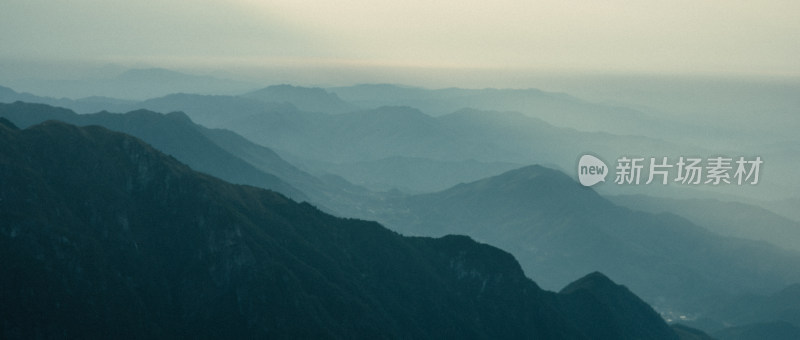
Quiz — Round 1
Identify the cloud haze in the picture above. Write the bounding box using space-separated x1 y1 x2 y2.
1 0 798 77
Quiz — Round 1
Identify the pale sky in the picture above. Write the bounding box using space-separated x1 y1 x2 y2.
1 0 799 78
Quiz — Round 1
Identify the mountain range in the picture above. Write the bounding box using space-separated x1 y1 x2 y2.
0 118 688 339
0 102 307 202
328 84 698 139
0 101 393 219
2 78 798 338
242 84 359 114
128 92 694 193
0 85 135 114
5 82 791 201
375 165 800 316
609 194 800 252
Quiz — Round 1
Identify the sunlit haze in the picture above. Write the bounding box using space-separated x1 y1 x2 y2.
2 0 799 86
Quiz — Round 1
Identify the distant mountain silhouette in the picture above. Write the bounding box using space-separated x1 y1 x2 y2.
0 85 48 104
132 95 685 169
0 102 307 202
53 91 696 197
0 101 401 219
0 84 134 113
133 93 320 152
243 84 359 114
307 105 486 162
134 96 488 163
0 120 681 339
329 84 693 138
379 165 800 314
610 194 800 252
60 83 724 201
135 93 296 126
558 272 678 339
196 123 389 218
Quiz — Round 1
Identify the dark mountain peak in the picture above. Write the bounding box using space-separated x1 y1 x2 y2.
164 110 193 123
559 271 619 295
0 102 79 130
441 164 590 200
28 119 80 131
24 120 153 155
399 164 614 255
0 102 308 201
500 163 562 178
405 164 609 228
0 86 48 107
5 120 190 191
559 271 679 340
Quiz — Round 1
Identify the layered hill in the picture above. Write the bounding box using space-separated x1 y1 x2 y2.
131 92 687 190
378 165 800 314
0 119 680 339
328 84 680 137
609 194 800 252
0 102 307 202
0 101 391 217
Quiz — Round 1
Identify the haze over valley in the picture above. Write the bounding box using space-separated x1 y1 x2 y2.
2 0 799 338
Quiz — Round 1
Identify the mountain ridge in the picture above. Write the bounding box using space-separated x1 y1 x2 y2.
609 194 800 252
0 101 308 202
0 120 681 339
379 164 800 315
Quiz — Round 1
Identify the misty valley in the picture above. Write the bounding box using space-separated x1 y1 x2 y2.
2 69 800 339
